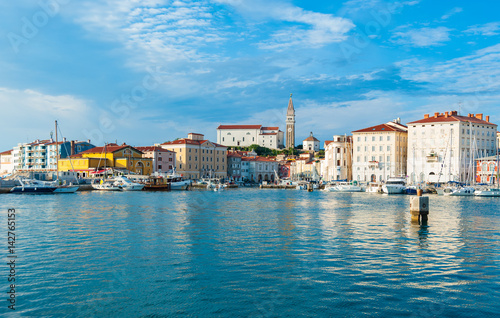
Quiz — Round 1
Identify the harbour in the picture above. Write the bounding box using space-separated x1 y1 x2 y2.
2 189 499 316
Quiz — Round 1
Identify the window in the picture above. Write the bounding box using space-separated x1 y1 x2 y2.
357 146 360 151
372 136 375 141
223 137 224 142
379 146 383 151
387 146 391 151
387 136 390 141
380 136 383 141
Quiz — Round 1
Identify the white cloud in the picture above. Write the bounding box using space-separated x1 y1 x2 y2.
391 26 451 47
396 44 500 96
441 7 462 20
214 0 354 50
465 22 500 36
0 88 93 150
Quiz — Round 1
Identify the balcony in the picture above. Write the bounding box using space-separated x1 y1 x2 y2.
426 153 439 162
368 161 379 168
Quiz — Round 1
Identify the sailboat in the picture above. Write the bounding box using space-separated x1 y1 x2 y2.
52 121 79 193
92 143 122 191
445 122 476 196
475 144 500 197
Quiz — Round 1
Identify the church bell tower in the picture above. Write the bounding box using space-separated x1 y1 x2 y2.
286 94 295 149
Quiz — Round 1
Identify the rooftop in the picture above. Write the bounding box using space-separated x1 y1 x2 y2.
407 111 495 125
217 125 262 130
352 122 408 133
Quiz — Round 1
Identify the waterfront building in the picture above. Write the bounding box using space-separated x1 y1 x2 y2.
161 133 227 180
475 155 499 184
407 111 498 183
216 125 284 149
12 138 95 173
286 94 295 149
0 149 14 176
240 154 279 183
227 151 243 181
135 146 176 173
290 152 321 181
322 135 353 181
352 119 408 183
58 143 153 177
303 132 320 152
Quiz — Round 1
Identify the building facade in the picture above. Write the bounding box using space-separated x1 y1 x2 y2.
135 146 176 173
160 133 227 180
0 150 14 176
303 132 320 152
12 139 95 172
322 135 353 181
475 156 499 184
290 152 322 181
407 111 497 184
58 143 153 177
286 94 295 149
240 155 279 183
352 119 408 183
216 125 284 149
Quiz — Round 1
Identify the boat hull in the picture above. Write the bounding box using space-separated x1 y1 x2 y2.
10 186 56 193
475 189 500 197
382 185 406 194
53 186 79 193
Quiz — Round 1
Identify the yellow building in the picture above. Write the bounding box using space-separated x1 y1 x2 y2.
58 143 153 177
160 133 227 180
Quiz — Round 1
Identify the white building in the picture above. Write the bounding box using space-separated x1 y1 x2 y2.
352 119 408 183
322 135 352 181
217 125 284 149
0 150 14 176
240 155 279 183
407 111 497 184
303 132 320 152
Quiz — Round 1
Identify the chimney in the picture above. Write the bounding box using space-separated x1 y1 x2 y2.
475 113 483 120
486 116 490 122
444 111 449 118
451 111 457 115
71 140 75 156
434 112 439 118
424 114 429 119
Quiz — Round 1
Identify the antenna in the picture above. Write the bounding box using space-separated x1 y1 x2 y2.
458 101 462 116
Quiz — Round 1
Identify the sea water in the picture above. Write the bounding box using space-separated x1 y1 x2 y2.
1 189 499 317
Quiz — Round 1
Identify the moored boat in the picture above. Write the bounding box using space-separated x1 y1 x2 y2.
382 177 406 194
113 176 144 191
474 188 500 197
10 179 56 194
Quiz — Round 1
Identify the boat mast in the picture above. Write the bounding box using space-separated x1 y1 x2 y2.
55 120 59 182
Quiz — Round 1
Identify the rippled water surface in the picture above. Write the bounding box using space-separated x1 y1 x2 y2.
1 189 499 317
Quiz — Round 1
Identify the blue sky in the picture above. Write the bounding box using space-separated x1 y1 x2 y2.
1 0 499 151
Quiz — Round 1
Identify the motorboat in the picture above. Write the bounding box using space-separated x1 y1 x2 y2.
443 186 475 196
113 176 144 191
92 179 122 191
405 185 427 195
143 176 170 191
382 177 406 194
166 174 191 190
325 181 363 192
365 182 382 193
10 178 56 194
53 183 79 193
475 188 500 197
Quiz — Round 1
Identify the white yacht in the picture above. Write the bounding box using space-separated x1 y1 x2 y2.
324 182 363 192
10 178 56 194
92 180 122 191
475 188 500 197
443 186 475 196
113 176 144 191
382 177 406 194
365 182 382 193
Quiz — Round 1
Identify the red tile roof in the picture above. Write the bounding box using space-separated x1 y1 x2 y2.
135 146 173 153
324 141 334 146
0 149 12 156
79 145 143 154
352 123 408 133
161 139 226 148
261 126 279 130
217 125 262 130
407 114 496 125
304 136 319 142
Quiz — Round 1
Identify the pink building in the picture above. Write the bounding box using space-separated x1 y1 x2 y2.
135 146 176 173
